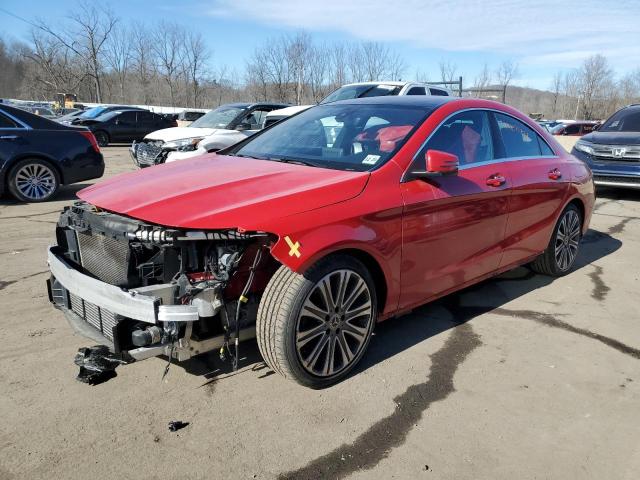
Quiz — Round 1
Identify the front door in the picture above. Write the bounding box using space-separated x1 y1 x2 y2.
399 109 511 309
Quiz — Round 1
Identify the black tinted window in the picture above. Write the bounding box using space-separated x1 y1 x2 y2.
407 87 426 95
424 110 494 165
0 113 18 128
118 112 137 123
430 89 449 96
494 113 542 158
564 124 580 135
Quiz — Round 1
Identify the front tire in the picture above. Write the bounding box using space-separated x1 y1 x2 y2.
8 159 60 202
257 255 377 388
530 204 582 276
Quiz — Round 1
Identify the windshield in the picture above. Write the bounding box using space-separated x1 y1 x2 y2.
190 105 246 129
79 106 110 119
599 108 640 132
320 84 401 104
230 103 430 172
93 111 121 122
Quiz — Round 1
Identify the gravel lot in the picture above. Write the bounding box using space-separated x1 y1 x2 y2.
1 145 639 480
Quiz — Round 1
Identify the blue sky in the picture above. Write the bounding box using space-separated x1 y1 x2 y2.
2 0 639 91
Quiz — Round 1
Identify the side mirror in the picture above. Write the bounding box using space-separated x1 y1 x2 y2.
114 119 120 125
236 122 252 131
411 150 459 179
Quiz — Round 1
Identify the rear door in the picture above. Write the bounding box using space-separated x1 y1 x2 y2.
492 112 570 267
399 109 512 308
110 111 138 141
0 111 23 174
136 112 160 139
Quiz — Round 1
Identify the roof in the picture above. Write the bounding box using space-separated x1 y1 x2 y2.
223 102 290 109
330 95 456 108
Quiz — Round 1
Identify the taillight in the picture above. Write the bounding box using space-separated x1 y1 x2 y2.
80 130 100 153
171 120 178 127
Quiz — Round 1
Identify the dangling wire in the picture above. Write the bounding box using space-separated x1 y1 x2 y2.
232 247 263 371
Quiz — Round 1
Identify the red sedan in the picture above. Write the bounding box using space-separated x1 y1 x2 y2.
48 96 594 388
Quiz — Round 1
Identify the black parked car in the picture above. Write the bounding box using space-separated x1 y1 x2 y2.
69 105 146 125
572 104 640 189
0 104 104 202
74 109 177 147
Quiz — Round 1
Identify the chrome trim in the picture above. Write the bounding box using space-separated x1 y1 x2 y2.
48 247 198 324
0 108 32 129
403 107 559 181
594 179 640 189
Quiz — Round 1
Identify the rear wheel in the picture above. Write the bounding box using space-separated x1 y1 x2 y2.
257 255 377 388
530 204 582 276
8 159 60 202
94 130 109 147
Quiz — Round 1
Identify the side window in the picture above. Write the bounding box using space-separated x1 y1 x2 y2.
538 137 555 156
429 88 449 96
243 109 270 129
0 113 18 128
118 111 137 124
581 124 596 134
422 110 494 166
494 113 542 158
137 112 154 124
407 87 426 96
563 124 581 135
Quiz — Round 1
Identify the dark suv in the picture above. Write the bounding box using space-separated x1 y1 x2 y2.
572 104 640 189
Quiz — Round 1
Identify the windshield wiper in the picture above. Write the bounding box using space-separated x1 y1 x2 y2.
267 157 320 168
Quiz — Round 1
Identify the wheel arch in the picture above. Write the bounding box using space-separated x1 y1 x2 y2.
566 197 586 233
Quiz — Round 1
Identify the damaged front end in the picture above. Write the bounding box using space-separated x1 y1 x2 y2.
47 201 276 365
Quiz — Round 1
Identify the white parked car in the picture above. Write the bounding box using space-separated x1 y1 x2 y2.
131 102 288 167
320 81 451 104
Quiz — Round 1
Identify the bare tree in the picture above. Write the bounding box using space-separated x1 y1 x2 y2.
288 32 312 105
182 31 210 108
496 60 518 102
439 59 457 84
550 71 562 116
152 22 184 107
473 62 492 96
35 2 117 102
104 24 131 103
307 43 330 103
330 44 347 89
578 54 613 119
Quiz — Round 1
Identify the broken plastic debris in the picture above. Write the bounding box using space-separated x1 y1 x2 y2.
168 421 189 432
74 345 126 385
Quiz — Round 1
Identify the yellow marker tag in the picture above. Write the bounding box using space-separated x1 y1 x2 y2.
284 236 301 258
239 295 249 303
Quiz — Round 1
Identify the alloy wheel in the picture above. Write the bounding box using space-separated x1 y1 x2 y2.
554 209 581 271
295 269 373 377
14 163 57 201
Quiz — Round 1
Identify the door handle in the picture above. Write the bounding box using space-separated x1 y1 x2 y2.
486 174 506 187
0 135 18 140
548 168 562 180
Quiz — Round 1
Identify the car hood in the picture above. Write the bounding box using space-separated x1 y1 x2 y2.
144 126 223 142
77 154 369 230
582 131 640 145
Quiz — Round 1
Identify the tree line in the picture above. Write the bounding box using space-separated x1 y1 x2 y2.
0 3 639 120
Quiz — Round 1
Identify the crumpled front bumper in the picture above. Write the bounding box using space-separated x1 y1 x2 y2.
47 246 199 325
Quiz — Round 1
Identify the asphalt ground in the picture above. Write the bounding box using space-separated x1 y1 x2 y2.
1 145 639 479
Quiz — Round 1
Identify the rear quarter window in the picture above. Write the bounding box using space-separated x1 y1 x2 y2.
0 113 18 128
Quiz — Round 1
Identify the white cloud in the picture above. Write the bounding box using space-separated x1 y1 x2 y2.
208 0 640 69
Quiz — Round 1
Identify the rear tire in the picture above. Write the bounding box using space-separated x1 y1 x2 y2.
94 130 109 147
8 158 60 202
530 204 582 276
256 255 377 388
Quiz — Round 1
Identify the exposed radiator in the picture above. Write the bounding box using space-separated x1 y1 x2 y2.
76 232 131 287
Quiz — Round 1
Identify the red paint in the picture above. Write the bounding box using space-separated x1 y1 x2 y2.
78 99 595 320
